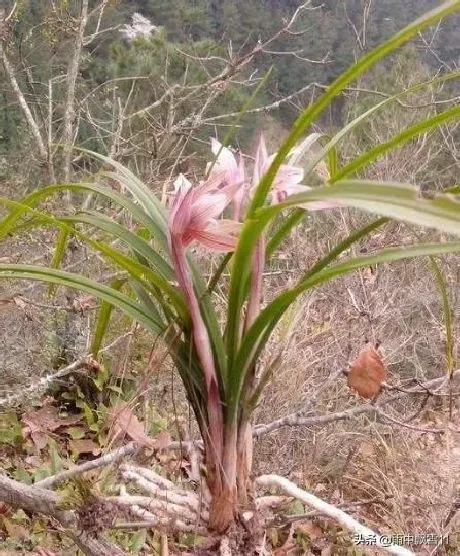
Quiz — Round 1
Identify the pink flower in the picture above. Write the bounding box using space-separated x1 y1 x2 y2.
254 133 341 211
169 173 241 252
209 138 246 220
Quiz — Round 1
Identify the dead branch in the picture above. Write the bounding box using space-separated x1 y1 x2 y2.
284 495 393 523
0 474 126 556
62 0 89 183
0 43 51 176
0 331 133 408
34 441 139 490
253 368 460 437
256 474 414 556
109 491 206 534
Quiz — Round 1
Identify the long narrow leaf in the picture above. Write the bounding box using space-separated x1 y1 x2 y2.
333 105 460 181
0 197 188 320
266 180 460 236
304 70 460 180
62 212 173 280
228 217 388 413
249 0 460 214
0 183 163 244
91 278 126 358
75 147 168 230
0 265 165 334
235 240 460 409
48 227 70 296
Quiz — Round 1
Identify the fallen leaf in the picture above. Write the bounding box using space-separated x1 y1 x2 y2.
347 343 387 399
22 406 82 451
69 439 101 456
1 517 28 540
86 357 103 373
107 403 157 448
296 520 323 541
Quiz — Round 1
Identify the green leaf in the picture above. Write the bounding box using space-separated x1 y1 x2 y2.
48 227 70 295
266 209 305 258
234 217 388 409
333 105 460 181
239 240 460 399
66 427 86 440
271 180 460 236
49 440 63 474
0 197 186 322
0 264 165 334
91 156 167 228
206 252 232 295
92 279 126 358
304 70 460 180
226 0 460 387
249 0 460 215
0 182 162 244
65 212 173 279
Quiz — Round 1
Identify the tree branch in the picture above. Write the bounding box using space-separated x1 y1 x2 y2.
34 441 139 490
0 474 126 556
0 331 133 408
0 43 50 171
256 474 414 556
253 369 460 437
62 0 89 183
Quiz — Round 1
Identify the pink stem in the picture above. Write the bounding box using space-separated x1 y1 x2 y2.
170 241 224 468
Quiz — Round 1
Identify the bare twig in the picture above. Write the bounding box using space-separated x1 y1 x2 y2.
0 474 126 556
34 441 139 490
284 495 393 523
62 0 89 183
0 331 133 408
253 369 460 437
256 474 414 556
0 43 51 175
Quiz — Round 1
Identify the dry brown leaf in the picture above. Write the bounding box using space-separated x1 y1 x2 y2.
348 343 387 399
296 520 323 540
86 357 103 373
69 439 101 456
1 517 28 541
107 403 157 448
22 406 81 432
22 406 81 450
